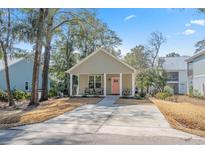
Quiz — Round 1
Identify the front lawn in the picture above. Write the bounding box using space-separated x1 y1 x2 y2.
150 97 205 137
0 97 102 129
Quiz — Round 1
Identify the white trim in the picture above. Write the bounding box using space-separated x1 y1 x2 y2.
88 74 103 89
70 74 73 96
77 74 79 95
167 81 179 84
104 73 106 96
193 74 205 78
185 50 205 62
120 73 122 96
132 73 135 96
165 69 187 72
67 74 69 95
65 48 136 74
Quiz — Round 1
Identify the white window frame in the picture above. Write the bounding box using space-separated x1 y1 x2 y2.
88 75 95 89
88 75 102 89
95 75 102 88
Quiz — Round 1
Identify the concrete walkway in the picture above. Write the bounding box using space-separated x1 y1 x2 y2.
0 96 205 144
97 95 119 107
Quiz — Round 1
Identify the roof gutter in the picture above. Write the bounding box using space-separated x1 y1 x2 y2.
185 50 205 62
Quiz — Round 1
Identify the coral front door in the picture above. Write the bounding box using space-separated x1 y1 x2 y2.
111 77 120 95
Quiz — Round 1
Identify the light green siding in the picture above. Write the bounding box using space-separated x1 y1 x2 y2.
122 74 132 91
69 50 135 74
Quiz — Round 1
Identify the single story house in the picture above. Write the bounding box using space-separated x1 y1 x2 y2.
0 58 50 92
162 56 189 94
66 48 136 97
186 50 205 97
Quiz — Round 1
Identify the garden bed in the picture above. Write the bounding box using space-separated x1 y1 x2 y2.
0 97 102 129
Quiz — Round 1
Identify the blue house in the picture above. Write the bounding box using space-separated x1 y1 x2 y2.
0 58 50 92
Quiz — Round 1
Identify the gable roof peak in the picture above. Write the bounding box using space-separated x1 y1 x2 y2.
66 48 136 74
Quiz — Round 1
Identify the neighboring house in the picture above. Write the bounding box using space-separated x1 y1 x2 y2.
186 50 205 97
66 48 136 97
0 58 49 92
162 56 189 94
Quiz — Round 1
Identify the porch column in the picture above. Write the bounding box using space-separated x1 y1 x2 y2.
77 74 79 95
104 73 106 96
120 73 122 96
132 73 135 97
67 73 69 96
70 74 73 96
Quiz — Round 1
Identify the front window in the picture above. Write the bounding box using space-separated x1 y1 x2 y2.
167 72 179 81
89 76 95 88
95 75 102 88
88 75 102 88
25 81 29 91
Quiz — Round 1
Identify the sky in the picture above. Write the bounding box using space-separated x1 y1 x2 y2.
96 8 205 57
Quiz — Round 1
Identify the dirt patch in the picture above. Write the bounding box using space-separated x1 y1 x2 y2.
150 98 205 137
116 98 152 105
0 97 102 129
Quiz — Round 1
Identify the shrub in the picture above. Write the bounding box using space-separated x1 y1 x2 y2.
189 86 204 99
189 85 194 96
0 90 8 102
25 92 31 100
139 92 146 98
155 92 172 100
164 86 174 95
48 88 58 98
122 89 131 96
193 89 204 99
13 90 26 101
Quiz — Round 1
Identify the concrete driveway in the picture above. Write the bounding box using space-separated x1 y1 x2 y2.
0 96 205 144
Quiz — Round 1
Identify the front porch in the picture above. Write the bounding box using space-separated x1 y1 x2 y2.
69 73 135 97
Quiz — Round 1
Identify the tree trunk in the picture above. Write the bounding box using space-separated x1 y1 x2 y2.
40 38 51 101
151 53 158 68
29 9 46 106
40 10 53 101
2 49 14 106
65 39 72 96
0 9 15 106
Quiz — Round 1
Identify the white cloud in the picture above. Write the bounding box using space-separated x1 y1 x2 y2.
185 23 191 27
190 19 205 26
182 29 196 35
124 15 136 21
